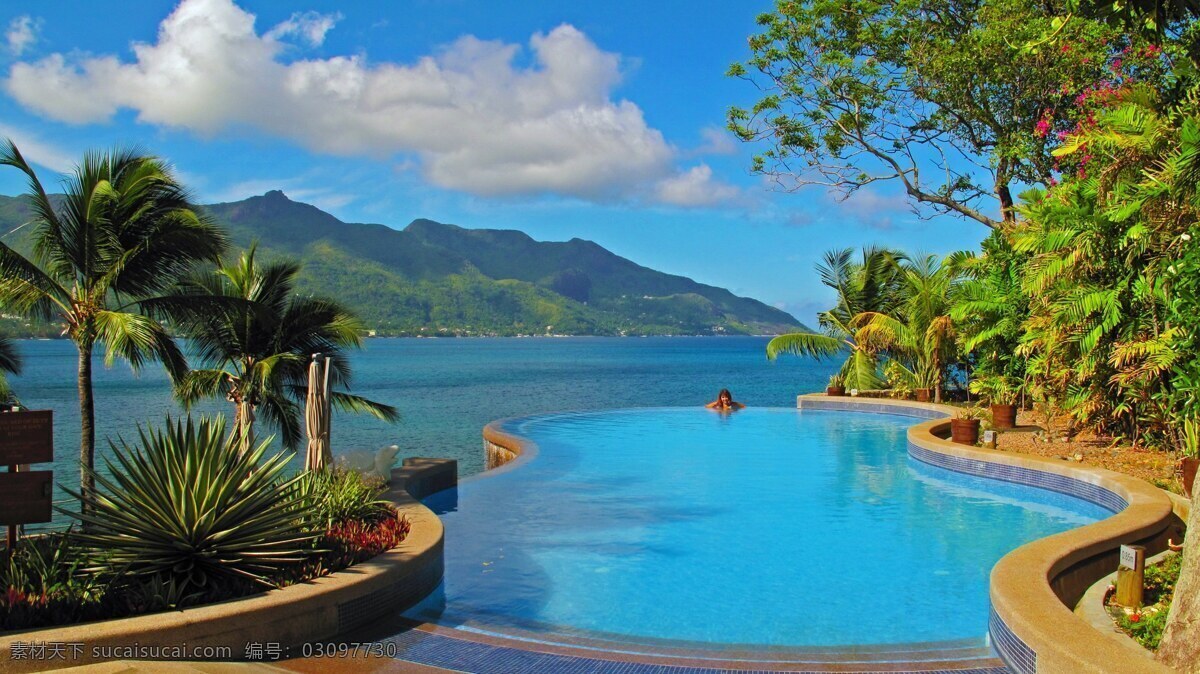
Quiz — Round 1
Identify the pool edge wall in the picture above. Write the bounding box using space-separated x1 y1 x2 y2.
0 458 454 674
796 394 1180 674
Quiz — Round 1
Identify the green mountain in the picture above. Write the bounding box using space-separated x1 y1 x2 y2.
0 191 807 337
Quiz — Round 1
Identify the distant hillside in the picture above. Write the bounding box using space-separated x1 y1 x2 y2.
0 191 807 337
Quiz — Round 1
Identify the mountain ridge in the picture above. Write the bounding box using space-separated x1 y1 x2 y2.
0 191 808 337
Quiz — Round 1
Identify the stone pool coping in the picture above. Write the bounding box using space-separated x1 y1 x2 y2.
795 395 1181 674
0 457 455 674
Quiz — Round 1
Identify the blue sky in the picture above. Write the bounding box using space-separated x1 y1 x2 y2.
0 0 993 325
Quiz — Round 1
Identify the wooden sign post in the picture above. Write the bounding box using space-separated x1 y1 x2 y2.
0 409 54 563
1115 544 1146 609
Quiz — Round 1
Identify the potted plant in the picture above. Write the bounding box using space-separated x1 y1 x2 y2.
951 406 987 445
827 373 846 397
970 374 1019 430
1181 419 1199 498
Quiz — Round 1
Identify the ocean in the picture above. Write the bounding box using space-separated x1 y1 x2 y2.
6 336 835 520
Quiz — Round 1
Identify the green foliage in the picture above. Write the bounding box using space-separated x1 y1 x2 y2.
0 142 227 502
827 373 846 388
950 233 1030 397
196 193 805 337
1116 605 1171 649
1010 86 1197 448
0 532 113 630
62 416 317 595
0 333 20 404
294 468 393 530
969 373 1021 405
728 0 1140 227
853 254 962 401
884 360 914 397
767 247 904 389
174 247 397 449
956 405 990 421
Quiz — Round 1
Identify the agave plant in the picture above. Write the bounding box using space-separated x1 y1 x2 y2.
61 416 316 595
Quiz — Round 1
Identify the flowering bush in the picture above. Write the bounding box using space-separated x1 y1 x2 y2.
272 510 412 586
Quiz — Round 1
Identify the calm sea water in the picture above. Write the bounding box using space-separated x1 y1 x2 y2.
7 336 836 511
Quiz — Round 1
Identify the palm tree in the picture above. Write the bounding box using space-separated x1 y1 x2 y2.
766 247 904 389
853 254 960 402
174 246 397 449
0 141 226 503
0 335 21 405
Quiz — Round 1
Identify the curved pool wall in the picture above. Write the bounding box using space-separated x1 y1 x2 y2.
794 395 1179 674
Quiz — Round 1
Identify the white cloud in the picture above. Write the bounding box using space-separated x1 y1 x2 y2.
3 0 738 207
692 125 738 156
6 16 40 56
0 123 74 173
655 164 741 207
265 10 341 47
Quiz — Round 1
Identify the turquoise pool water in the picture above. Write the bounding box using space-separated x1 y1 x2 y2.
408 407 1111 650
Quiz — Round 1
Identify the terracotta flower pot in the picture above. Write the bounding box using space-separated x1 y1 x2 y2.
951 418 981 445
1182 457 1199 498
990 404 1017 430
915 388 932 402
826 386 846 396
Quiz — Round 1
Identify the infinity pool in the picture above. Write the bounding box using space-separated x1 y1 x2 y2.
406 408 1110 653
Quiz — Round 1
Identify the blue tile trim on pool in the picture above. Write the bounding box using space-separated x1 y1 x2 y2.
385 628 1012 674
796 399 949 420
988 608 1035 674
906 442 1127 514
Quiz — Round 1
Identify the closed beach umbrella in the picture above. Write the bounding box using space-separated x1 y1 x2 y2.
305 354 332 471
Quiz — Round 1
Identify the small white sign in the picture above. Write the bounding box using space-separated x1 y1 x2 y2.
982 430 997 443
1119 545 1139 569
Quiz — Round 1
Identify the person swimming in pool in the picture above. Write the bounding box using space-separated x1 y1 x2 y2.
705 388 745 411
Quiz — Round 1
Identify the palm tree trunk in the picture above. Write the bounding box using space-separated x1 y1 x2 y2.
231 396 254 454
77 339 95 512
1157 500 1200 671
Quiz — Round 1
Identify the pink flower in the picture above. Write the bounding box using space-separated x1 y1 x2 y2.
1035 117 1052 138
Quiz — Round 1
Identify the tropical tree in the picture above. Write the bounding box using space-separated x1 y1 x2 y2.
0 335 21 404
949 233 1031 404
853 254 961 402
1011 86 1191 445
0 142 226 503
727 0 1141 226
174 246 397 450
766 247 904 389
